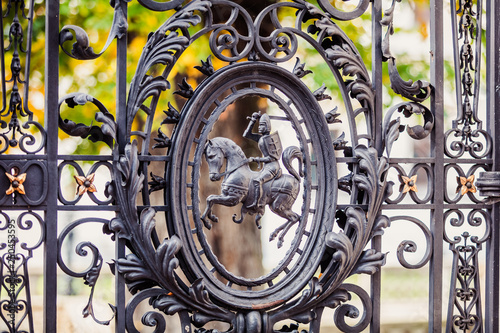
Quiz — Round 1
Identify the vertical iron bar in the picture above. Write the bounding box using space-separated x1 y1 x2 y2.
429 0 444 331
44 0 59 331
114 1 128 331
485 0 500 331
371 0 383 330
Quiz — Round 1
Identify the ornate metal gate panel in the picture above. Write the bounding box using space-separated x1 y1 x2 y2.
0 0 499 332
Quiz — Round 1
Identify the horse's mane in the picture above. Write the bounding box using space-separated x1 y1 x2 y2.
209 137 247 160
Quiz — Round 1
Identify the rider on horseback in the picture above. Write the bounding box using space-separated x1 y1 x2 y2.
243 112 283 209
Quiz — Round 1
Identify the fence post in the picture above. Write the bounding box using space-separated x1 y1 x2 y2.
44 0 60 331
485 1 500 331
429 0 444 331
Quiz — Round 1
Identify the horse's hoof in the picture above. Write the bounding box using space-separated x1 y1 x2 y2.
269 232 277 242
277 239 284 248
201 218 212 230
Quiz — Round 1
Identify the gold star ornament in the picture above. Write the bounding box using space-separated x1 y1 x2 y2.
401 175 418 193
74 173 97 196
5 172 26 195
456 175 476 195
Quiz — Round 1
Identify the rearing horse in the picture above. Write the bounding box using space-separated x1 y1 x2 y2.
201 137 303 248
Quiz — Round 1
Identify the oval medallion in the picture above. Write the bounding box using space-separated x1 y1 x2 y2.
168 62 337 310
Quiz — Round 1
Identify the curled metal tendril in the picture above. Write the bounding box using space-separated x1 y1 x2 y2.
444 209 491 246
389 216 432 269
16 212 45 252
58 161 113 206
125 289 168 333
0 119 46 155
58 93 117 148
57 218 116 326
444 128 492 159
316 0 371 21
333 284 371 333
208 5 254 62
253 3 305 63
467 209 491 244
59 0 129 60
382 102 434 157
380 0 432 102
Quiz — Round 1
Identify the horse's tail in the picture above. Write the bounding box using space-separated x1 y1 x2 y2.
282 146 304 181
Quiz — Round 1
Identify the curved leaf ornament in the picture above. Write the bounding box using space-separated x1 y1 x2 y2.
381 0 432 103
382 102 435 156
111 141 234 330
104 1 404 332
58 93 117 148
59 0 129 60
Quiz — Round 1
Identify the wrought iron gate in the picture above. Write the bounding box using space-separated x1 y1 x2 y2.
0 0 499 331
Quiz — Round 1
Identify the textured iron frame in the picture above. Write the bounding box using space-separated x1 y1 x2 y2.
0 0 498 332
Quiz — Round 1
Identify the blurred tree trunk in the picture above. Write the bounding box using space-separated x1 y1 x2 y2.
198 0 276 281
200 96 265 280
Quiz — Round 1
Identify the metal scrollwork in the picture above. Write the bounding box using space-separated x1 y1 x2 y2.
332 284 372 332
445 0 491 159
381 0 432 102
444 163 490 204
0 212 44 332
444 209 490 332
0 161 48 206
58 161 113 205
57 217 116 326
0 0 46 154
389 216 433 269
59 0 129 60
316 0 371 22
104 0 397 331
382 102 434 156
386 163 433 205
58 93 117 148
444 127 492 159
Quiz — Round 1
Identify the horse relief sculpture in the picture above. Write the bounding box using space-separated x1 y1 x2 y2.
202 112 303 248
98 1 396 331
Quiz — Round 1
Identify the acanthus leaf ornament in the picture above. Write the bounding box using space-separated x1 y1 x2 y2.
381 0 432 103
148 173 166 193
325 107 341 124
382 102 435 156
59 93 117 148
59 0 129 60
160 102 181 125
152 128 172 149
194 56 215 77
312 84 332 101
173 77 194 99
107 1 399 331
293 57 313 78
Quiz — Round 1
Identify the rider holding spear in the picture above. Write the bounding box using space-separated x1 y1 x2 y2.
243 112 283 210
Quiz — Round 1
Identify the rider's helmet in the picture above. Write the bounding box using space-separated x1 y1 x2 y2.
258 114 271 134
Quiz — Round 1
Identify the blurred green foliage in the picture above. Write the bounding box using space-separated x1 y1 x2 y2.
24 0 442 155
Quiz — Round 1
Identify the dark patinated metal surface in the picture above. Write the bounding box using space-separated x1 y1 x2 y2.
0 0 499 332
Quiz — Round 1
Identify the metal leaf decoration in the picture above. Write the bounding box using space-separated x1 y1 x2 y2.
58 93 117 148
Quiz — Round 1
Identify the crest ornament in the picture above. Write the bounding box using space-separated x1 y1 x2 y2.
109 1 392 331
